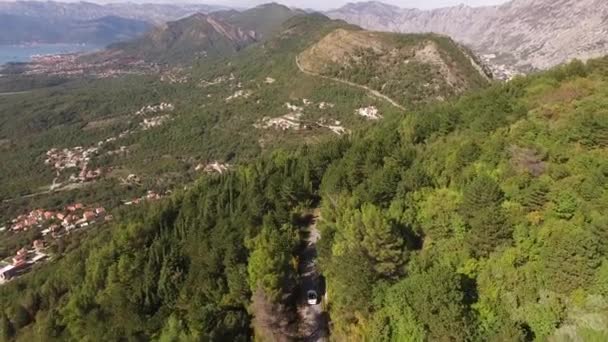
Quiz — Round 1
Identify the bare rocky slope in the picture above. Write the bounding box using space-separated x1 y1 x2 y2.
326 0 608 76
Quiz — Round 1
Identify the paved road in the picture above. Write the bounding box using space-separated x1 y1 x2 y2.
295 56 406 112
297 209 329 341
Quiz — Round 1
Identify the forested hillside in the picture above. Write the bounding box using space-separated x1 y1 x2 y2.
317 58 608 341
1 47 607 341
0 11 490 268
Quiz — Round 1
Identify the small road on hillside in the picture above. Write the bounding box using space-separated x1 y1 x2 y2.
2 182 88 203
295 56 406 112
297 209 329 341
0 91 31 96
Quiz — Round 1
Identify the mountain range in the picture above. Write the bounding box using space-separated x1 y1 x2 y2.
0 1 226 23
0 1 228 45
327 0 608 75
0 14 152 45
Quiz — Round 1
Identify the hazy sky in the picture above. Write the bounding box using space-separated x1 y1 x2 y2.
204 0 508 10
0 0 509 11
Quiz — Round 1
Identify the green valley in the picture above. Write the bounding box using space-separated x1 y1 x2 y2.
0 3 607 342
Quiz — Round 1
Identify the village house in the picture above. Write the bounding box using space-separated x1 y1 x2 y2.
83 211 96 221
13 248 27 266
43 211 54 220
33 240 44 252
0 265 17 282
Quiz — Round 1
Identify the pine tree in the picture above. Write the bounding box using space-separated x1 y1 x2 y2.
461 175 512 256
0 313 13 342
467 207 512 257
360 204 407 278
541 225 601 293
461 175 504 220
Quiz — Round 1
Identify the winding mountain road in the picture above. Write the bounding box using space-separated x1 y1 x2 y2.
295 56 406 112
297 209 329 341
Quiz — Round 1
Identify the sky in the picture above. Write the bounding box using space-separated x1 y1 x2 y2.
200 0 508 10
0 0 509 11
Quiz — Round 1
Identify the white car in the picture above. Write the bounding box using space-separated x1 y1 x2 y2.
307 290 318 305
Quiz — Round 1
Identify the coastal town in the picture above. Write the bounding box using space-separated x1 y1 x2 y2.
17 53 159 78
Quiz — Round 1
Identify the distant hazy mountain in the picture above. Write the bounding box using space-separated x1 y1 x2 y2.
103 3 302 64
214 3 306 39
106 13 257 64
0 14 151 45
0 1 228 45
0 1 226 24
327 0 608 73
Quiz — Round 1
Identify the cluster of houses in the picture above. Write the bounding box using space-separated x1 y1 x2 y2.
0 203 110 284
24 53 158 78
9 208 55 232
45 147 103 185
135 102 175 116
8 203 109 234
45 146 98 172
254 99 347 135
0 240 47 283
43 101 178 187
71 166 103 183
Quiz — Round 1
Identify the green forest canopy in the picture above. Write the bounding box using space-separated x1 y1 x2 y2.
0 55 607 341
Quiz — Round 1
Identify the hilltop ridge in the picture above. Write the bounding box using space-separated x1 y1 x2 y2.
298 28 491 106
